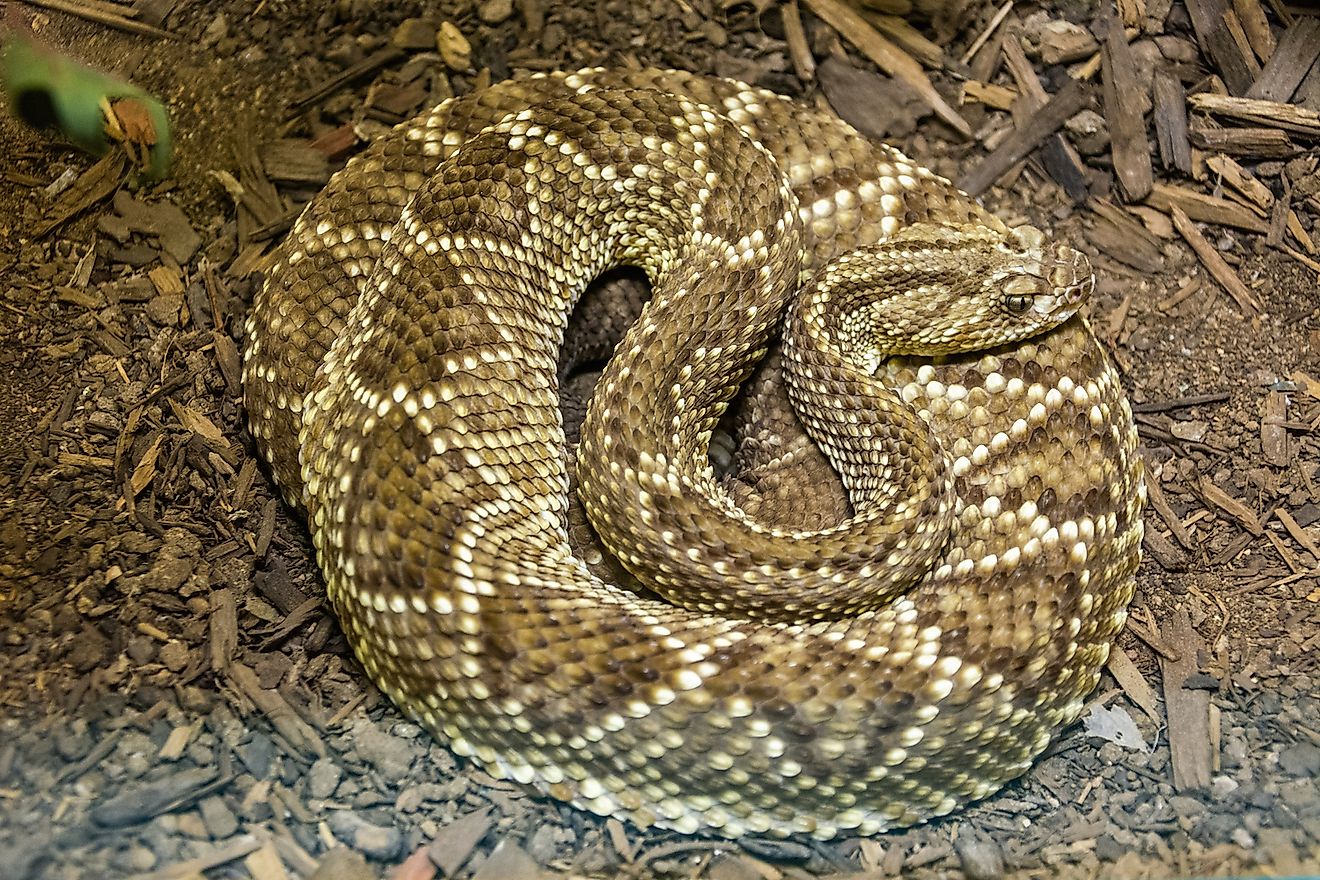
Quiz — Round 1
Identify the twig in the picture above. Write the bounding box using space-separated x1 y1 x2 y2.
21 0 176 39
960 0 1014 66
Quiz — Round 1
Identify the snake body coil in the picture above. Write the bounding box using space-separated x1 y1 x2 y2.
244 70 1145 839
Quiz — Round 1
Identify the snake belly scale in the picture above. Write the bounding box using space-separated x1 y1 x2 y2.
244 69 1145 839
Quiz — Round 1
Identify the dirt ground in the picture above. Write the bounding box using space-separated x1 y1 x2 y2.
1 1 1318 878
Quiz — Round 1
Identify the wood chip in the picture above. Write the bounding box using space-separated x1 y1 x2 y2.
1206 154 1274 209
34 153 128 238
1247 17 1320 101
133 835 265 880
210 587 238 674
962 80 1017 111
157 723 195 761
1146 475 1197 550
290 46 407 111
1002 36 1090 203
261 140 331 186
1159 607 1214 792
1232 0 1277 62
781 0 816 82
1088 199 1167 272
1147 182 1269 232
1199 474 1264 535
427 808 494 877
605 818 637 863
817 56 919 140
245 842 292 880
227 663 327 760
470 840 538 880
1106 645 1161 722
1099 7 1154 200
867 14 946 68
1189 92 1320 137
959 0 1013 66
1188 124 1298 156
1153 69 1193 174
957 78 1094 196
1170 205 1264 313
1187 0 1258 94
21 0 177 39
800 0 971 137
1260 389 1291 466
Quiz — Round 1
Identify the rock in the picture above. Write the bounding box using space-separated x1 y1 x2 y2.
54 722 92 761
67 626 108 672
352 722 421 779
327 811 404 861
1210 775 1239 798
308 847 374 880
198 795 239 838
955 834 1006 880
236 732 275 778
1095 833 1126 861
308 757 343 799
392 18 436 50
473 840 540 880
1278 742 1320 777
90 767 219 827
477 0 513 24
1279 779 1319 811
158 640 190 672
1065 109 1110 156
144 293 183 326
1169 795 1207 818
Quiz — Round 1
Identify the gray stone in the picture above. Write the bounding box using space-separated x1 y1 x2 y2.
1095 833 1126 861
353 723 421 780
308 757 343 799
326 811 404 861
198 795 238 838
1279 742 1320 777
955 834 1005 880
1210 775 1239 798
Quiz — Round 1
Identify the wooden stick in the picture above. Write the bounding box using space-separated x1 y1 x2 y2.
1099 7 1153 201
781 0 816 82
1169 205 1263 313
1146 182 1269 231
1189 92 1320 137
21 0 176 39
956 78 1094 196
960 0 1013 66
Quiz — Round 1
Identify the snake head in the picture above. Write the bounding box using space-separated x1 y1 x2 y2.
814 222 1094 367
1001 224 1094 320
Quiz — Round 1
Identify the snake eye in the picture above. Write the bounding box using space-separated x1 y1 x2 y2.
1004 294 1033 315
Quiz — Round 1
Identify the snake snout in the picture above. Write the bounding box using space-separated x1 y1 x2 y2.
1047 244 1094 309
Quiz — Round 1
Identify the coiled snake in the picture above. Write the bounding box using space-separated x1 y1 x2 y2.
244 69 1145 839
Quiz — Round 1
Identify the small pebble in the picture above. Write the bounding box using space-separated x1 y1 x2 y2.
1231 827 1255 849
327 811 404 861
309 758 343 799
1278 742 1320 777
955 834 1005 880
1210 775 1239 798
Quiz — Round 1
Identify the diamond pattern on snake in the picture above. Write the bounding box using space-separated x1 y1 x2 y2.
243 68 1146 840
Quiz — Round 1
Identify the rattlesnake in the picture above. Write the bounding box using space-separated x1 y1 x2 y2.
244 69 1145 839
